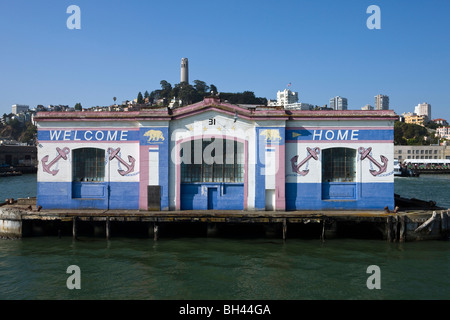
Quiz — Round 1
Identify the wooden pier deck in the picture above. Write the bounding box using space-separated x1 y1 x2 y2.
25 208 392 222
1 199 448 241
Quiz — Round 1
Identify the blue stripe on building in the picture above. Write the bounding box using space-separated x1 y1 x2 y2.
38 130 140 141
285 129 393 141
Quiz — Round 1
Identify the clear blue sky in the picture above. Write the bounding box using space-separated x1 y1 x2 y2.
1 0 449 120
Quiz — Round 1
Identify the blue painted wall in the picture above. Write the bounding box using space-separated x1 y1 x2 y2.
322 182 357 200
180 183 244 210
285 182 394 210
37 182 139 210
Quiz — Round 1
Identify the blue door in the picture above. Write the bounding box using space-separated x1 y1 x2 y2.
208 188 218 210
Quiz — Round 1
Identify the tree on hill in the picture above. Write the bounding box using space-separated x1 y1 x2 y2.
177 83 200 105
210 84 218 95
20 122 37 144
218 91 267 105
148 89 161 103
394 121 431 145
74 103 82 111
159 80 172 99
145 79 266 107
0 118 23 141
193 80 209 96
137 92 144 104
425 121 438 130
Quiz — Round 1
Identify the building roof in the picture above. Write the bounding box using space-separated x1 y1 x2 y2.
34 97 398 122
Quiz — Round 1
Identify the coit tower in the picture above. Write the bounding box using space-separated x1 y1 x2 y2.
181 58 189 84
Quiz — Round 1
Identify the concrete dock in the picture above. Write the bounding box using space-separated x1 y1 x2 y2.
1 198 449 241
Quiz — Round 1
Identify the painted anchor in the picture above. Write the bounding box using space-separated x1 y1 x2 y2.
42 147 70 176
291 147 320 176
358 147 388 176
107 147 136 176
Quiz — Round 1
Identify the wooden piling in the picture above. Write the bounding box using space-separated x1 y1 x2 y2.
153 223 159 241
72 216 77 240
399 215 406 242
321 219 325 242
147 222 153 238
206 223 219 237
57 221 62 239
393 215 399 242
323 220 337 239
282 219 287 241
106 217 110 240
386 216 393 242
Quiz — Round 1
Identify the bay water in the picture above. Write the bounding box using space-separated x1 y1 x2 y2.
0 174 449 300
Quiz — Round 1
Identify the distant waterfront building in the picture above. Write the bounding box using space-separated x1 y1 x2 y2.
181 58 189 84
329 96 348 110
414 102 431 120
12 104 29 115
375 95 389 110
0 145 37 168
277 89 298 107
395 145 450 161
361 104 374 111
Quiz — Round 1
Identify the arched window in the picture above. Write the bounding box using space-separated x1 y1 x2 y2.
322 147 356 183
180 138 244 183
72 148 105 182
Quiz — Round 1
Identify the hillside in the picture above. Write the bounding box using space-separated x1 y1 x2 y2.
394 121 439 145
0 121 36 144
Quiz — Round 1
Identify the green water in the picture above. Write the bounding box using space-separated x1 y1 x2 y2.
394 174 450 209
0 237 448 300
0 174 449 300
0 174 37 202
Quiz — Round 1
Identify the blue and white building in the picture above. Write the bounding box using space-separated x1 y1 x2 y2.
35 97 397 212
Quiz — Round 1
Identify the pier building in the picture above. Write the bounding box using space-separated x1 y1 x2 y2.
0 145 37 173
34 97 397 212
